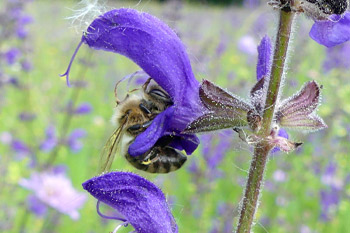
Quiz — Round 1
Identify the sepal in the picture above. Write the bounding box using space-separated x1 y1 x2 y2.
185 80 253 133
275 81 327 132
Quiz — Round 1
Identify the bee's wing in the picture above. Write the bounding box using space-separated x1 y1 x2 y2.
98 125 124 174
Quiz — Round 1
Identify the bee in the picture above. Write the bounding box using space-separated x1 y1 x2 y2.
98 78 187 174
269 0 347 20
300 0 347 19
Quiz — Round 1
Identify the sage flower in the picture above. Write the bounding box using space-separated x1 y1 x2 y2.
186 35 326 152
310 12 350 47
61 8 206 157
82 171 178 233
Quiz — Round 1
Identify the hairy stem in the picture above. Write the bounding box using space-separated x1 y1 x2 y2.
261 10 296 135
236 9 296 233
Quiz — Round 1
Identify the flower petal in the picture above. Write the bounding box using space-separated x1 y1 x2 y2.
199 79 252 115
82 171 178 233
128 107 171 156
82 8 198 102
277 81 320 117
185 113 248 133
310 12 350 47
275 81 327 132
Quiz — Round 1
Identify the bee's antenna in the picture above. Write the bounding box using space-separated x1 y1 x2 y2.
142 77 152 91
114 79 123 105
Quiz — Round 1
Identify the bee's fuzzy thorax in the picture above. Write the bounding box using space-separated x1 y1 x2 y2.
111 94 144 127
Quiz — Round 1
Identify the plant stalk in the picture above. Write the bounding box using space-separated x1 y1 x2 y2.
236 9 296 233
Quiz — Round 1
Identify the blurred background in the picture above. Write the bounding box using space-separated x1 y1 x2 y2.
1 0 350 232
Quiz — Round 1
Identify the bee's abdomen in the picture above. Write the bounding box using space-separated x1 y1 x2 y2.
125 146 187 173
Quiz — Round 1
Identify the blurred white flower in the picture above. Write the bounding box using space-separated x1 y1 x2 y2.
19 170 87 220
273 169 287 182
237 35 257 56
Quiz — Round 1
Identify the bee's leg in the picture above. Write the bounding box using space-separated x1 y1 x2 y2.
127 121 153 135
142 77 152 92
140 147 159 164
139 102 152 115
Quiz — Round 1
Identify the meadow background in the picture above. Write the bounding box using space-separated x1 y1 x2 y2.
1 0 350 232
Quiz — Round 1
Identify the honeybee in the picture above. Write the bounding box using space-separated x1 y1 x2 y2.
298 0 348 19
98 78 187 174
269 0 347 20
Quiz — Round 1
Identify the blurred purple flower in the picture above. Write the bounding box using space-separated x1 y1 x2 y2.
83 171 178 233
74 102 92 115
320 187 340 221
187 158 200 174
243 0 260 8
18 112 36 121
238 35 257 56
11 139 31 158
206 133 231 171
321 162 343 190
273 169 287 182
62 8 206 157
310 12 350 47
16 14 33 39
323 42 350 71
21 60 33 72
210 202 235 233
256 36 272 82
27 195 47 217
5 48 21 65
216 34 228 57
67 129 86 152
270 128 289 153
19 170 87 220
39 125 57 152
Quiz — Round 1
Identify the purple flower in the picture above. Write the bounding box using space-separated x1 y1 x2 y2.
273 169 287 182
74 102 92 115
186 35 323 153
19 170 87 220
82 171 178 233
61 8 205 157
243 0 261 8
310 12 350 47
323 42 350 71
18 112 36 121
39 125 57 152
256 36 272 82
67 129 86 152
11 139 31 157
21 60 33 72
5 48 21 65
16 14 33 39
320 187 340 221
205 131 232 171
27 195 48 217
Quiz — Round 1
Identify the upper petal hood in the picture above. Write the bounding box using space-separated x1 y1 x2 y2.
310 12 350 47
82 8 198 103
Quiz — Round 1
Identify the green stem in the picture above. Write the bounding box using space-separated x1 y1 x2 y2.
18 208 30 233
41 53 92 170
236 9 296 233
261 10 296 135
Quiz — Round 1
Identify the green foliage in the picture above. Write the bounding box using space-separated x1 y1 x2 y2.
1 1 350 233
